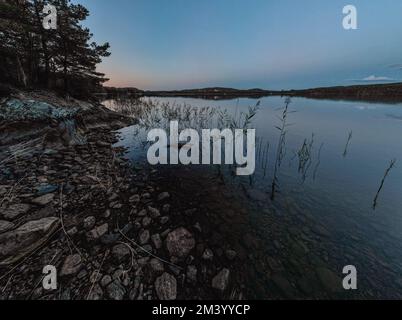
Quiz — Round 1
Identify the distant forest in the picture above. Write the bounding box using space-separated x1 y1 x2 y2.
0 0 110 98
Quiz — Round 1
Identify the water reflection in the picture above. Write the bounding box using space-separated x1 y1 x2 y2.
105 96 402 298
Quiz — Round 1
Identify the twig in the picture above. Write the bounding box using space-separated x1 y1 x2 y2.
117 228 183 270
86 250 109 300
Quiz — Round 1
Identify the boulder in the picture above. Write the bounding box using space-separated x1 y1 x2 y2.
0 217 59 265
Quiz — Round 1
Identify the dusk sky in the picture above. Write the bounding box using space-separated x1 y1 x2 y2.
77 0 402 90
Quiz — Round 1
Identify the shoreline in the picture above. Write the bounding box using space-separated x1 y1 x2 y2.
102 82 402 103
0 91 252 300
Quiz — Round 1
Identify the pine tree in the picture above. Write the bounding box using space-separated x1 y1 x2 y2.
0 0 111 97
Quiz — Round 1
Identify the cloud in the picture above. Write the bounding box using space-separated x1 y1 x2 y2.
349 75 396 82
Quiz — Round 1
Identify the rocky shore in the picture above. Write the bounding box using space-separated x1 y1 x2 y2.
0 91 250 300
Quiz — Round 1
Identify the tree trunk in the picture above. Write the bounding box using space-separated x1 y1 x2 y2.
33 0 50 88
16 56 27 87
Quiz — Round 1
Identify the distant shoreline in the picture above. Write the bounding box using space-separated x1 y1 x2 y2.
102 82 402 103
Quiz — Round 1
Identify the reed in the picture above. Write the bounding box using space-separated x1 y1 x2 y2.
271 97 292 200
372 159 396 210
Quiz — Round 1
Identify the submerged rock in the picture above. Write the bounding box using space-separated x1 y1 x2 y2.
316 267 342 292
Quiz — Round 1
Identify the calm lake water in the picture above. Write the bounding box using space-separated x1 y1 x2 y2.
105 96 402 299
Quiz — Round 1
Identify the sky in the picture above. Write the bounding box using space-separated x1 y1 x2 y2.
77 0 402 90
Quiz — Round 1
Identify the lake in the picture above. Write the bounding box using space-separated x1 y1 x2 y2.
105 96 402 299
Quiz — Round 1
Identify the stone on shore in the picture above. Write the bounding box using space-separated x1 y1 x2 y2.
0 217 59 265
155 273 177 300
212 268 230 292
2 203 31 220
166 227 195 259
60 254 83 276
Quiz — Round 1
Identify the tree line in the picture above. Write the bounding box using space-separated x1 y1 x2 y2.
0 0 110 97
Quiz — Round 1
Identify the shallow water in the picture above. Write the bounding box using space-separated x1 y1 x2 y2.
106 96 402 298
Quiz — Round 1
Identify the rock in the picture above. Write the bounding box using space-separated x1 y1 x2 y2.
157 192 170 202
113 269 130 287
87 284 103 300
162 204 170 213
110 202 123 209
0 220 14 234
316 267 342 292
160 216 169 225
129 277 141 300
271 274 296 299
101 275 112 287
151 234 162 249
297 276 314 295
142 216 152 227
212 268 230 292
103 209 111 218
67 226 78 236
143 244 153 254
150 258 164 274
247 189 267 202
225 250 237 260
2 203 31 220
106 280 126 300
186 265 197 283
129 194 140 203
86 223 108 241
138 209 147 217
166 228 195 259
148 206 160 218
202 249 214 260
35 184 58 196
0 217 59 265
139 229 150 245
97 141 110 147
83 216 96 230
155 273 177 300
89 271 100 283
313 225 331 238
108 193 119 202
31 193 55 206
60 254 82 276
194 222 202 233
112 244 131 261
